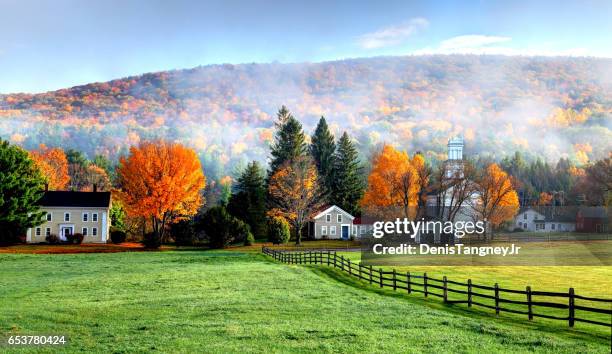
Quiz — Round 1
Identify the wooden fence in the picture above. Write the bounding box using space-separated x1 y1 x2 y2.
262 247 612 329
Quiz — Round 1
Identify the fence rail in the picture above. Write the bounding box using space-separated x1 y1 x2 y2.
262 247 612 329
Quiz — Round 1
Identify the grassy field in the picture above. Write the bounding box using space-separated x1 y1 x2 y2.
1 250 610 353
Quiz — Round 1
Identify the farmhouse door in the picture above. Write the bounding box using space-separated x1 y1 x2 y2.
60 227 72 241
341 225 349 239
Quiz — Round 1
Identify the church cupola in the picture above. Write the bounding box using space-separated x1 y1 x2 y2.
447 136 464 161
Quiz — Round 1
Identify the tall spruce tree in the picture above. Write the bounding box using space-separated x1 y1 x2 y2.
228 161 267 239
332 132 365 216
310 116 336 200
268 106 307 178
0 139 46 244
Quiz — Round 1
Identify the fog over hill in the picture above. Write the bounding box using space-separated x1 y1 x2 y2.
1 55 610 180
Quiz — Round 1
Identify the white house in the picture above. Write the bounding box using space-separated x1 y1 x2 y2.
514 208 546 231
513 207 576 232
311 205 359 239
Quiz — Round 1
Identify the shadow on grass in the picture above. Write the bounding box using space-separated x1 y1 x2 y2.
277 260 612 345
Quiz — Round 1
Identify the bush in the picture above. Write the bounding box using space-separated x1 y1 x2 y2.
45 234 60 244
65 233 75 244
244 230 255 246
143 232 161 249
197 206 249 249
110 229 127 244
268 216 290 244
73 233 84 244
513 227 524 233
170 220 195 246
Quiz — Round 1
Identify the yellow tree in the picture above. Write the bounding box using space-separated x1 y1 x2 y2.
117 140 206 247
361 145 420 219
30 144 70 190
473 163 519 238
268 156 324 245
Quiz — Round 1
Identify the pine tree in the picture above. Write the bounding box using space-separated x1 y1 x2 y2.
268 106 307 179
0 139 46 244
228 161 267 239
332 132 365 216
310 116 336 200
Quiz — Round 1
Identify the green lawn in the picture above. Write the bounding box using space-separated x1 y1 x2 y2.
1 251 610 353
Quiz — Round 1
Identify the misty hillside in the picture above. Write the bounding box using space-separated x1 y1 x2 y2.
1 55 611 180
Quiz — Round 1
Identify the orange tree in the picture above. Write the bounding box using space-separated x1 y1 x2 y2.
268 156 324 245
29 144 70 190
117 140 206 247
361 145 420 219
472 163 519 238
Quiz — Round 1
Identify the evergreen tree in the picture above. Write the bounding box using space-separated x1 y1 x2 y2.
0 139 46 244
332 132 365 216
310 116 336 201
267 106 307 178
228 161 267 239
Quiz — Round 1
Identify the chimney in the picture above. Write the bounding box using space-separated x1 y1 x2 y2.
93 184 97 193
44 183 48 192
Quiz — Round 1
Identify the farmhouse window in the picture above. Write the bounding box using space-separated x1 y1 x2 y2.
321 226 327 235
337 214 342 223
551 224 555 230
326 214 331 222
330 226 336 235
46 213 52 222
46 228 51 236
92 213 98 222
523 213 527 220
92 228 98 236
35 228 41 236
64 213 70 222
82 227 88 236
83 213 88 222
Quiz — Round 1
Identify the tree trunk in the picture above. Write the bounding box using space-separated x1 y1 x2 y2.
295 221 302 245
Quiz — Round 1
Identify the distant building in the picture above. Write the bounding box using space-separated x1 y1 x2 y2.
576 207 609 233
513 207 576 232
27 187 112 243
310 205 355 240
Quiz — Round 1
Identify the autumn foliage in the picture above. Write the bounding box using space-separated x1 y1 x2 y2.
117 140 206 247
473 163 520 230
268 156 324 245
29 144 70 190
361 145 420 218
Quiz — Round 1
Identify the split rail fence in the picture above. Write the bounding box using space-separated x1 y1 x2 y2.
262 247 612 329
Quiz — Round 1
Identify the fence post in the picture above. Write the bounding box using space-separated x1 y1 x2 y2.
569 287 575 328
348 259 352 276
494 283 500 316
443 276 448 302
358 262 362 279
424 273 428 297
407 272 411 294
369 265 373 285
392 269 397 291
379 269 383 288
334 252 337 268
327 251 330 266
526 286 533 320
467 279 472 307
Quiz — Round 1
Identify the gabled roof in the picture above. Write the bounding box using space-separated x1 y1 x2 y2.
38 191 111 208
313 205 355 220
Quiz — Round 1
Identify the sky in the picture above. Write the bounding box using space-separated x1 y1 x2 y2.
1 0 611 93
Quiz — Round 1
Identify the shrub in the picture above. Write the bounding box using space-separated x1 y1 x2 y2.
197 206 249 249
143 232 161 249
45 234 60 244
110 229 127 244
65 233 75 244
170 220 195 246
268 216 290 244
513 227 524 233
244 230 255 246
73 233 84 244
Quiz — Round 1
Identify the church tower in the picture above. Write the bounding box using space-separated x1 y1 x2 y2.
446 135 464 178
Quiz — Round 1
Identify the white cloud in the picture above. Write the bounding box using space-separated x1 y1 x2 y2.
439 35 511 51
356 18 429 49
411 34 609 57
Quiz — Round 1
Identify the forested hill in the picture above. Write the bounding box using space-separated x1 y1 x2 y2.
1 55 611 180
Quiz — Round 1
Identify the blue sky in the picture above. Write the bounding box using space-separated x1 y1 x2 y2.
1 0 611 93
